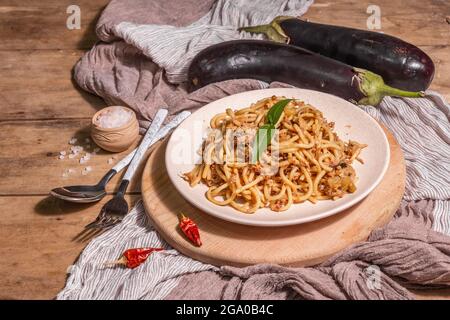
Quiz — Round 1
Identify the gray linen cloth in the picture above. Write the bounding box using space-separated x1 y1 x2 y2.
58 0 450 300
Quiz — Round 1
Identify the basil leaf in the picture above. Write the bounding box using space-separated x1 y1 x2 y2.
251 124 275 163
267 99 292 125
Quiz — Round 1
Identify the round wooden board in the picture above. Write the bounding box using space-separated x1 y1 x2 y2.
142 126 405 267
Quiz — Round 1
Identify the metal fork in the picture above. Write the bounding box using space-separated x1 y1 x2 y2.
85 109 168 230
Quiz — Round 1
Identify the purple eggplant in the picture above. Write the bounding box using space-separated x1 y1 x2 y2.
239 16 435 92
188 40 423 106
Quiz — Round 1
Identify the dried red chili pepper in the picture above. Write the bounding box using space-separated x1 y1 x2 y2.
106 247 164 269
179 212 202 247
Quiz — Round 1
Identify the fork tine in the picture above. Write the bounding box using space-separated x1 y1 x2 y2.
84 219 100 229
101 217 121 230
104 217 116 228
85 216 105 229
96 216 113 229
84 207 107 229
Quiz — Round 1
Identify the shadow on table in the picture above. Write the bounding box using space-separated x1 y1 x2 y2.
34 196 105 242
35 196 96 216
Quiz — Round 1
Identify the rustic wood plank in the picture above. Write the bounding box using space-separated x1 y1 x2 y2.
0 195 139 300
0 0 448 49
0 0 109 50
427 45 450 98
0 45 447 122
305 0 450 46
0 119 146 195
413 289 450 300
0 50 105 120
0 194 446 300
0 0 449 301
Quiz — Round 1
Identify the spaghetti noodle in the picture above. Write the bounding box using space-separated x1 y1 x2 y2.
183 96 367 213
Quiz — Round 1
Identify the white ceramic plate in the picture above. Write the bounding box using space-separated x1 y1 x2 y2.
165 88 390 227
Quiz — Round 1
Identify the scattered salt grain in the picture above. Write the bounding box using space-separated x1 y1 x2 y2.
70 145 83 154
96 107 133 129
60 151 66 156
107 158 114 164
62 168 71 177
94 147 100 153
81 166 92 175
69 138 77 145
68 154 76 159
59 155 65 160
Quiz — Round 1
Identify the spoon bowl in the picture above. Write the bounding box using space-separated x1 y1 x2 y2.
50 169 116 203
50 185 107 203
49 111 191 204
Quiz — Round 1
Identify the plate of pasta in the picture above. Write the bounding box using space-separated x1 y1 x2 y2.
165 88 390 226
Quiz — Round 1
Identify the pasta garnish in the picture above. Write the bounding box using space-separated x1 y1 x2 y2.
183 96 367 214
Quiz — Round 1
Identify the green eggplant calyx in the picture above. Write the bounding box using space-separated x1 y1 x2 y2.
355 68 424 106
238 16 293 43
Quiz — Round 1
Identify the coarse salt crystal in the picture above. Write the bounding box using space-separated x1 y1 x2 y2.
59 155 65 160
85 166 92 172
96 107 133 129
70 146 83 154
69 138 77 145
60 151 66 156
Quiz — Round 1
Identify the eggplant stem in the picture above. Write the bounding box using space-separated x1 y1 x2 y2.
380 85 424 98
355 68 424 105
238 16 293 43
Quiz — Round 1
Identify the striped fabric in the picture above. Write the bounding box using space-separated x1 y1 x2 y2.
58 0 449 300
57 89 450 300
113 0 314 83
57 201 215 300
360 91 450 234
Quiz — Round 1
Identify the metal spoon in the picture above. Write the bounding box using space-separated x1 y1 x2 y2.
50 111 191 203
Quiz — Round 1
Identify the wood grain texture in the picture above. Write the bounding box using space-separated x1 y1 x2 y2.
0 194 138 300
0 50 105 120
0 0 109 50
303 1 450 101
0 119 143 195
304 0 450 46
0 0 449 300
426 45 450 98
142 127 405 267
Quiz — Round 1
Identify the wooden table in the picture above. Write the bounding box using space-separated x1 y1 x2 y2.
0 0 448 300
